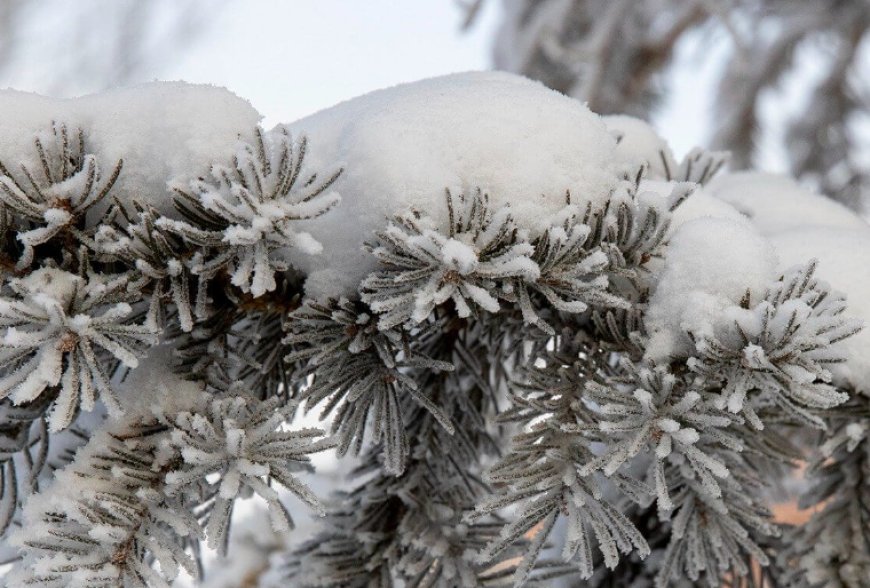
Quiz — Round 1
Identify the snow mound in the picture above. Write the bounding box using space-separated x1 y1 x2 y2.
0 82 261 215
769 227 870 394
702 172 869 392
645 217 779 361
602 115 677 179
600 120 748 234
706 172 868 234
671 190 747 229
637 179 747 233
285 71 624 299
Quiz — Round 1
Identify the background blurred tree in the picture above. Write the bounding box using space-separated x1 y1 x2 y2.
0 0 216 96
461 0 870 213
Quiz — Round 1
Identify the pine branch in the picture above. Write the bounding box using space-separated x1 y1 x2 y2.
362 178 683 336
279 303 536 587
11 391 335 585
158 126 342 298
779 396 870 587
285 298 454 475
0 267 157 431
93 202 200 332
10 428 199 587
688 261 861 429
361 189 539 330
0 122 122 269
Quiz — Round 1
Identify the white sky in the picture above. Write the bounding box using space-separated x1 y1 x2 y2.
154 1 755 165
163 1 504 126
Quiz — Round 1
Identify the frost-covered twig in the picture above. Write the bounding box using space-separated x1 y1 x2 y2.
688 261 862 429
10 392 335 586
160 127 342 297
0 122 122 269
0 267 156 431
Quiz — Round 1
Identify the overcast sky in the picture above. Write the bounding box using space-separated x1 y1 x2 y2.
0 1 771 166
163 1 503 126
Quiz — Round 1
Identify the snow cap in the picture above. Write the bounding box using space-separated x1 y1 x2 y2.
645 217 779 361
602 115 678 179
770 227 870 394
285 71 624 299
706 171 868 234
0 82 261 216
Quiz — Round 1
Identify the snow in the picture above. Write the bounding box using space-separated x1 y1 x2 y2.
643 168 869 393
645 217 779 362
0 72 863 396
638 153 868 381
636 179 747 233
284 71 624 299
705 172 869 234
602 115 677 178
671 190 748 229
16 266 82 307
198 507 283 588
698 172 869 392
117 345 204 417
769 227 870 394
0 82 261 217
441 239 480 275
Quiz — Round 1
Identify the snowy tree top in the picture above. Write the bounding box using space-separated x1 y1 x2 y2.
283 71 624 298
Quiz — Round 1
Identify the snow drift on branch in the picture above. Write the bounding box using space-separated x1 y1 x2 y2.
285 71 625 299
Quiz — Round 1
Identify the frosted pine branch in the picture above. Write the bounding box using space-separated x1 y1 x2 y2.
688 261 862 429
285 298 454 475
672 147 730 185
160 394 336 554
0 122 122 269
9 428 200 588
474 340 651 584
478 319 797 586
11 392 335 585
656 481 777 588
0 267 157 431
159 126 342 298
362 179 682 336
93 203 199 332
515 203 625 333
0 74 865 588
779 397 870 587
361 189 539 330
585 361 742 511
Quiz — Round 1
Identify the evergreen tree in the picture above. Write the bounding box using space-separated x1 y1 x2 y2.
0 73 866 587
